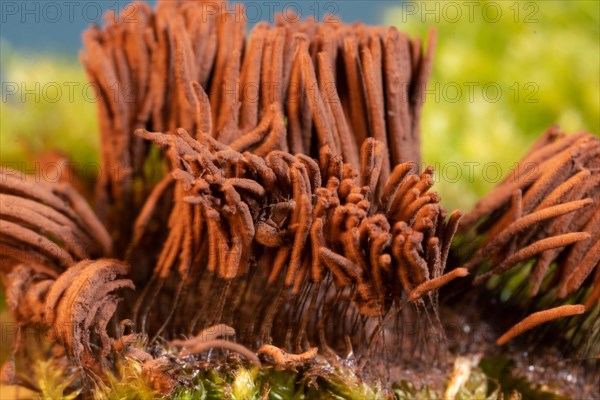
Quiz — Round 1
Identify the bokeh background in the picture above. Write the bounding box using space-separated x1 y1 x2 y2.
1 0 599 380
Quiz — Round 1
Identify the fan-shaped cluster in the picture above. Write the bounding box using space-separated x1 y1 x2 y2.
0 167 112 275
77 0 447 356
43 259 134 368
457 127 600 314
0 168 132 370
3 259 133 372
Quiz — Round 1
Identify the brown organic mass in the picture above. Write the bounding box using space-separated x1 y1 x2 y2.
80 0 435 257
0 0 598 395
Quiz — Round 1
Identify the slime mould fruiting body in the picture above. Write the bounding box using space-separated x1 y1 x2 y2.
0 0 599 397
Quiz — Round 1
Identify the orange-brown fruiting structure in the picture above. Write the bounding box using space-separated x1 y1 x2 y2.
455 127 600 355
80 0 435 257
0 0 599 396
1 0 455 379
458 127 600 305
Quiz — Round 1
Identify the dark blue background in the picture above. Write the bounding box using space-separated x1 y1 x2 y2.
0 1 394 55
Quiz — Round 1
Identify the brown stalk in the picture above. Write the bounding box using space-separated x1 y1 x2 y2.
410 268 469 302
258 344 317 366
178 339 260 366
562 239 600 297
496 304 586 346
474 232 591 285
463 199 592 270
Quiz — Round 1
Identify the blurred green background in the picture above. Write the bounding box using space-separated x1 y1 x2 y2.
387 1 599 211
0 0 599 368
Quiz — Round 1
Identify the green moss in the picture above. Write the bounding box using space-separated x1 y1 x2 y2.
7 347 579 399
33 359 81 400
94 357 161 400
308 366 384 399
165 363 384 400
392 381 439 400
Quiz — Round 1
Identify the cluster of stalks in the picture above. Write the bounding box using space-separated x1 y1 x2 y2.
0 167 111 275
132 125 463 360
2 0 451 386
456 127 600 352
82 0 434 256
1 0 599 397
79 0 450 367
0 168 131 381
